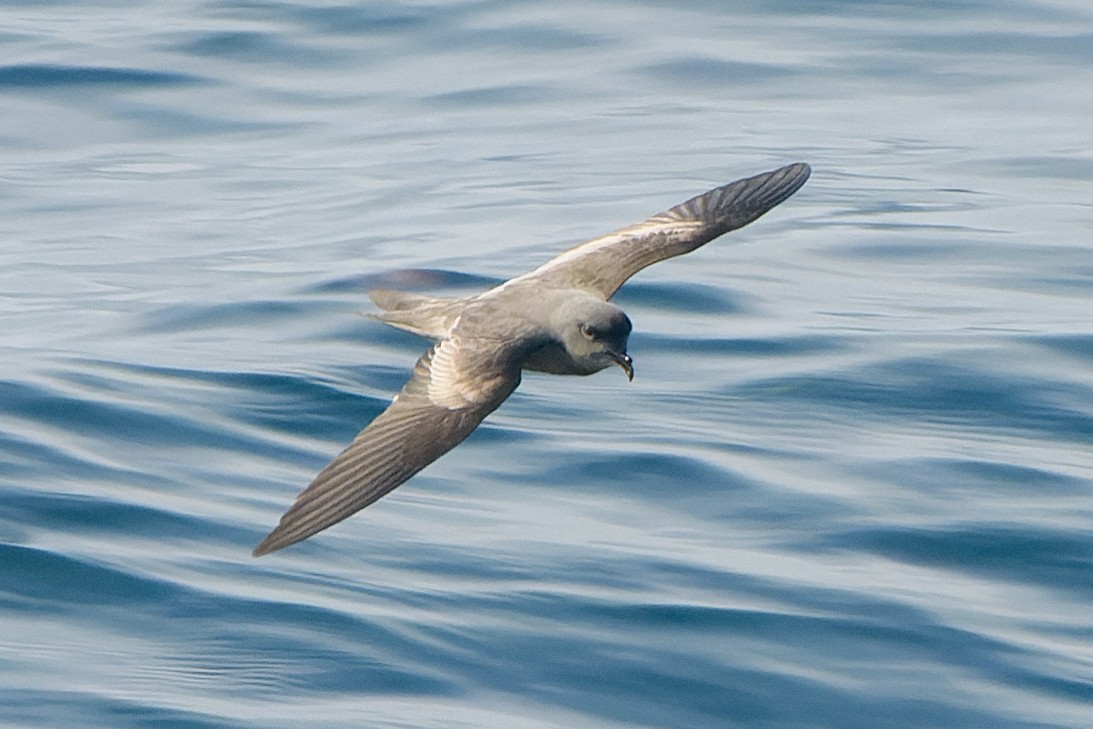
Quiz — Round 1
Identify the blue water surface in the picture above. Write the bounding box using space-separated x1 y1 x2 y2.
1 1 1091 728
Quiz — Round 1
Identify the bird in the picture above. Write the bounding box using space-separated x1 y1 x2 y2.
253 162 810 556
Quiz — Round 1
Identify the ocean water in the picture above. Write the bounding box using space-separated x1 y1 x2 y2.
1 1 1091 727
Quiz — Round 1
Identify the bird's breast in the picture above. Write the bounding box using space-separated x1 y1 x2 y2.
522 341 606 376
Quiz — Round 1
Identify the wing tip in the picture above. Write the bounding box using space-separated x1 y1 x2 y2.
701 160 812 225
788 160 811 179
252 530 288 557
252 503 335 557
663 160 811 228
760 161 811 207
776 161 811 191
253 512 316 556
750 161 811 199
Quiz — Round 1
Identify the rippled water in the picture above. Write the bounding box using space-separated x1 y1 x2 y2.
2 1 1091 728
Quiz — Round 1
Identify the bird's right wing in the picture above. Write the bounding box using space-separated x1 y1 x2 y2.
516 162 810 299
253 336 521 556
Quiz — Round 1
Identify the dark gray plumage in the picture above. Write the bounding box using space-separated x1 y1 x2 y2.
253 162 810 556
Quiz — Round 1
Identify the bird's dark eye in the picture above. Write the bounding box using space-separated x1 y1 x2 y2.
579 324 597 339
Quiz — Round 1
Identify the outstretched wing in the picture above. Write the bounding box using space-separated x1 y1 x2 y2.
253 336 521 556
517 163 810 299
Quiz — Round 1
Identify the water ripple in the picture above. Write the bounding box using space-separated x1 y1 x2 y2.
0 64 203 89
2 1 1091 727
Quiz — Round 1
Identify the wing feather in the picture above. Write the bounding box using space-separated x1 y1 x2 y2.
519 162 810 298
253 338 520 555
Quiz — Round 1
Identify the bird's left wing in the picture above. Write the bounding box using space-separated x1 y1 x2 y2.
514 162 810 299
253 336 521 556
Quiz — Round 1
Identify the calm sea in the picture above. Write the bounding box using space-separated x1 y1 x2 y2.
1 1 1091 727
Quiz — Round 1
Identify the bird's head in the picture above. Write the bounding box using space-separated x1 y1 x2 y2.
559 298 633 380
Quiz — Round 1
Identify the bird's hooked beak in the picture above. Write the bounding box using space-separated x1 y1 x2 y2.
608 350 634 381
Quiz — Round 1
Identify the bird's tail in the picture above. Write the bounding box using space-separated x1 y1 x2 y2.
367 289 466 338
